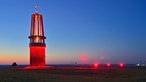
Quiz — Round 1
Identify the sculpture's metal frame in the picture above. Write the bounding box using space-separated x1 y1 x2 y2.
29 5 46 66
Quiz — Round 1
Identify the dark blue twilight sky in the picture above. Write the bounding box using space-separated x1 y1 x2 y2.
0 0 145 64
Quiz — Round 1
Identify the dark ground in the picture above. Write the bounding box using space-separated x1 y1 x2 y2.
0 66 146 82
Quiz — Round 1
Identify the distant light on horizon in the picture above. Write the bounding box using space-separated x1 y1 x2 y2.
94 62 99 68
119 63 124 67
101 56 104 60
81 56 87 63
107 63 111 67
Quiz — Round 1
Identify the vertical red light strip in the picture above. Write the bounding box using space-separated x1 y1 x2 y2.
30 46 45 66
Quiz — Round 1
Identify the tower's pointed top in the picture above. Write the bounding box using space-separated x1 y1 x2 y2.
34 4 39 13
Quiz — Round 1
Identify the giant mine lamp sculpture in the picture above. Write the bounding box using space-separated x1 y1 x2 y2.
28 5 46 66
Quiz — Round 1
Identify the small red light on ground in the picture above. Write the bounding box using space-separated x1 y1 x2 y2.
93 62 99 68
94 63 98 67
119 63 124 67
107 63 110 67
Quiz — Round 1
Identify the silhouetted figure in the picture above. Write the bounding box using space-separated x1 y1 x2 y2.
12 62 17 66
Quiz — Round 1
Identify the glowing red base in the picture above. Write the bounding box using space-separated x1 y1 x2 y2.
30 46 46 66
21 66 55 70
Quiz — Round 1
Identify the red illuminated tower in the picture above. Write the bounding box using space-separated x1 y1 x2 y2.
29 5 46 66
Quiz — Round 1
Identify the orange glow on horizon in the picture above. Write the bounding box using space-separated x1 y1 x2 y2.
0 55 29 65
